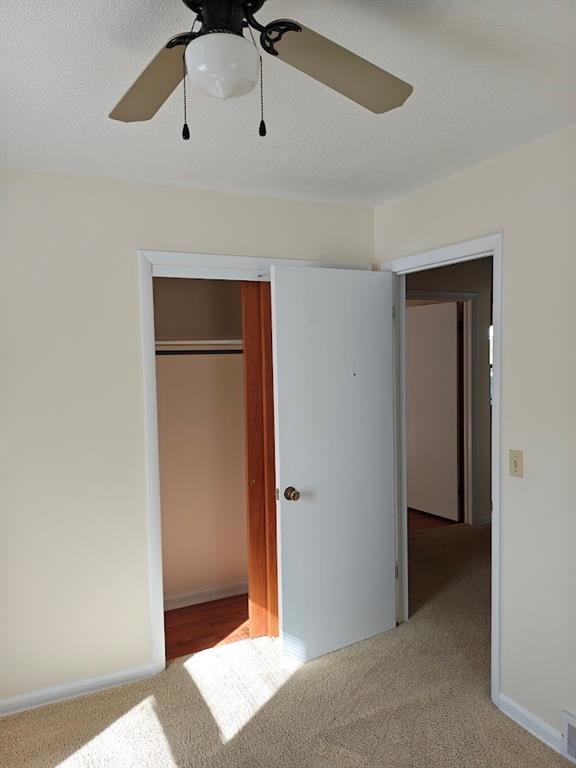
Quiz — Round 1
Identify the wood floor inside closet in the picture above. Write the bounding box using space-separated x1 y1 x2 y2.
164 594 249 661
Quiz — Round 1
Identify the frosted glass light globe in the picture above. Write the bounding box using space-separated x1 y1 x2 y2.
185 33 259 99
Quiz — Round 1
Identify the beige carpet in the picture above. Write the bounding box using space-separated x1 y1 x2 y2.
1 525 568 767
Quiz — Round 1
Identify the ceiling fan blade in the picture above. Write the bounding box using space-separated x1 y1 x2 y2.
272 25 413 114
109 45 184 123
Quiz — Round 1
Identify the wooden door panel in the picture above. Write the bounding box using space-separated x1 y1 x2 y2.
241 282 278 638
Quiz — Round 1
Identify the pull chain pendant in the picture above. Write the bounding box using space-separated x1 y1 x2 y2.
182 56 190 141
258 55 266 137
247 25 267 139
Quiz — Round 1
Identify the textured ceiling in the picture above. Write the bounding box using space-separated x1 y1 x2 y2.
1 0 575 204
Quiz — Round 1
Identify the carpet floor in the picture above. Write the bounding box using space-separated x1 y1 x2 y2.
1 525 568 767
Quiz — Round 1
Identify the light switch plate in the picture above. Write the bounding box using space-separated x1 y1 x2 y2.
509 449 524 478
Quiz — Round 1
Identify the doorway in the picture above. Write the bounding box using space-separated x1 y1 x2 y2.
152 277 278 661
385 233 502 704
404 260 492 632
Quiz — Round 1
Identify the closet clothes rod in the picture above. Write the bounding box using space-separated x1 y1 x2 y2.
155 339 243 356
156 349 243 356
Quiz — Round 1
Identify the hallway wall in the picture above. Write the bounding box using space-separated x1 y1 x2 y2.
406 302 459 521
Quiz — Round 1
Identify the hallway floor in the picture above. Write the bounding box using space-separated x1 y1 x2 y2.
1 526 567 768
408 507 459 532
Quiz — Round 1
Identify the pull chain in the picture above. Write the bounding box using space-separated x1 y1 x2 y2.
182 55 190 141
258 55 266 137
182 19 198 141
248 25 266 137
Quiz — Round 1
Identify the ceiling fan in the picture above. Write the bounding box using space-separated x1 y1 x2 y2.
109 0 413 132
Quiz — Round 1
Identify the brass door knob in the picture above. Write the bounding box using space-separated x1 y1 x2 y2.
284 486 301 502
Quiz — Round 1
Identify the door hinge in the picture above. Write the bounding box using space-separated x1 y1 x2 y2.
395 563 399 579
275 487 280 501
392 305 397 320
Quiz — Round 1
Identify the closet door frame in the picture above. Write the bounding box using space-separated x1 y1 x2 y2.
138 250 368 670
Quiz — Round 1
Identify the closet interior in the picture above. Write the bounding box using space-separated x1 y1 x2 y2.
153 277 249 660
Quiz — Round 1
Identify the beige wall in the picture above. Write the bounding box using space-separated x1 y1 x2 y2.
153 278 242 342
154 278 247 606
376 125 576 731
407 258 493 525
156 355 247 604
406 302 459 521
0 170 372 702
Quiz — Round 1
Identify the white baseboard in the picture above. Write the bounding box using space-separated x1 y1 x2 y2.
164 582 248 611
497 693 563 756
0 662 163 718
1 583 248 718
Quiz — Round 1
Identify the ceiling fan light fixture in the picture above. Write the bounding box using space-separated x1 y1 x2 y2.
185 33 259 99
109 0 414 125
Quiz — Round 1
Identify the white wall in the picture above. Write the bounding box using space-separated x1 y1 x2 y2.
0 170 373 704
376 125 576 733
406 302 459 521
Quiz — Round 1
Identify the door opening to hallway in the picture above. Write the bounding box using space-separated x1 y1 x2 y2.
403 256 493 632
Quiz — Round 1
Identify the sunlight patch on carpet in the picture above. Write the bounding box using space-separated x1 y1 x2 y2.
59 696 176 768
183 636 301 743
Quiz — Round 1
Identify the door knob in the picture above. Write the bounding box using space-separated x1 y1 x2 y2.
284 486 301 502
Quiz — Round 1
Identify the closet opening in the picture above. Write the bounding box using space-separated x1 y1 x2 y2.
153 277 277 661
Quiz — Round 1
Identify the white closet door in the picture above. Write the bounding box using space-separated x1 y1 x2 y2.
271 266 397 662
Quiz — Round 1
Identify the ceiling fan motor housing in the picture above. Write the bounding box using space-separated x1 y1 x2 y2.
182 0 268 37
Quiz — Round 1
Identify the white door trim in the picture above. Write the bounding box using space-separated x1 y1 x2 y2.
384 234 498 275
380 232 502 707
138 250 369 674
145 250 369 280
